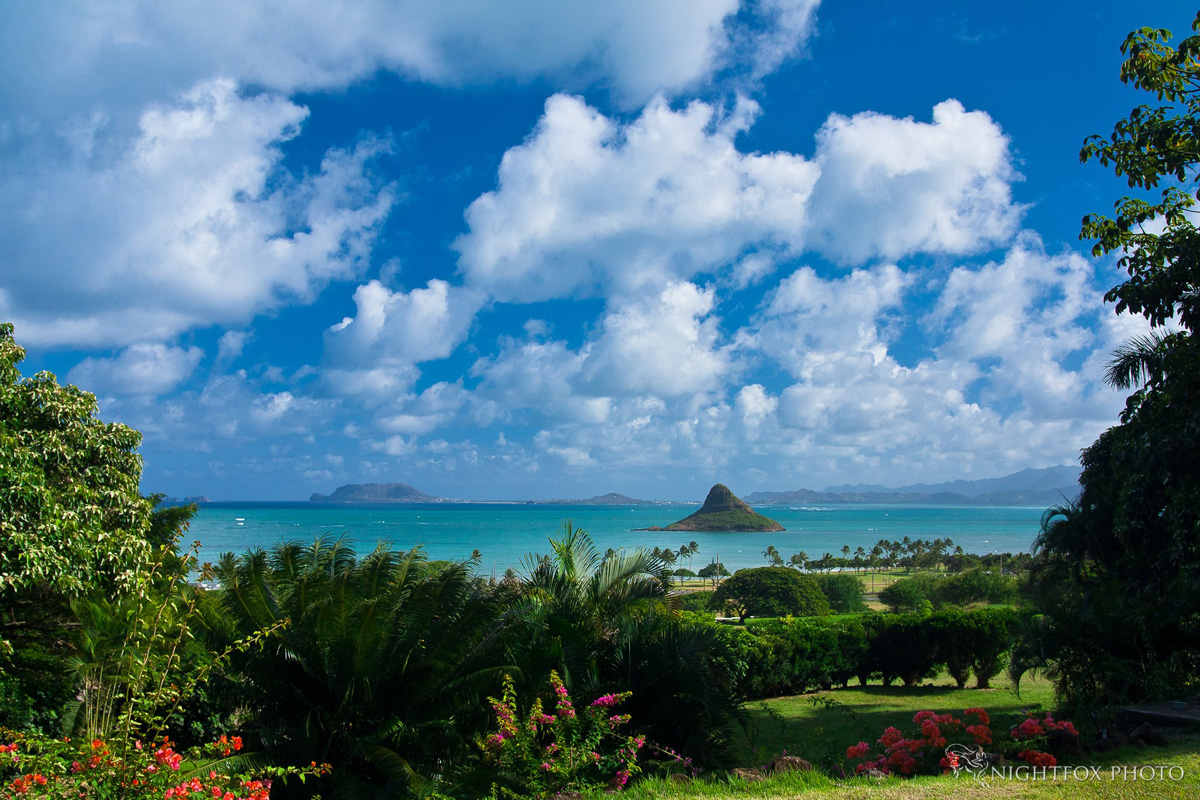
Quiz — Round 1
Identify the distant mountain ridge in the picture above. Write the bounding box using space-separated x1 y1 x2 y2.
747 466 1081 506
310 483 440 503
823 466 1080 497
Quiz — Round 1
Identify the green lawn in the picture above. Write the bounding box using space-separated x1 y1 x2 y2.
735 672 1056 768
589 673 1200 799
606 745 1200 800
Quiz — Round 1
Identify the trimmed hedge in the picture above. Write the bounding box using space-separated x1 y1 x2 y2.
693 607 1020 700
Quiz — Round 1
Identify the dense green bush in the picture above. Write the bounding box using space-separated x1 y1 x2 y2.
675 591 715 613
927 609 975 688
879 577 931 612
814 574 867 613
709 567 830 622
932 568 1017 607
882 569 1018 613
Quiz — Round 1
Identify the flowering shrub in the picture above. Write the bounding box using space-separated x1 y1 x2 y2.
479 672 643 798
844 707 1078 777
1009 711 1079 767
0 729 326 799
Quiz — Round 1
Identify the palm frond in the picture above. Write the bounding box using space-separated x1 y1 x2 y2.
1103 330 1178 389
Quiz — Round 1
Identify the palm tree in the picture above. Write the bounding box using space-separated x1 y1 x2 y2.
512 524 741 764
789 551 809 573
762 545 783 567
868 545 883 592
516 522 673 693
929 538 945 572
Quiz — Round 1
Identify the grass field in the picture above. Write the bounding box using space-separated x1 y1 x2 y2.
606 746 1200 800
675 569 915 595
586 674 1200 799
731 672 1054 768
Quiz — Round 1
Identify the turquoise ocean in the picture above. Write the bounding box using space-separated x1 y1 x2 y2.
186 503 1050 575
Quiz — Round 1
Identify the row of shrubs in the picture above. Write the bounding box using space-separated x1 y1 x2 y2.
678 566 1018 622
685 607 1018 700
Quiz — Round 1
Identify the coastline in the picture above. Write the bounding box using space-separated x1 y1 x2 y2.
183 502 1048 575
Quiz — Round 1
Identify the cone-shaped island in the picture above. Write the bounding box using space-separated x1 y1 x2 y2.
640 484 785 532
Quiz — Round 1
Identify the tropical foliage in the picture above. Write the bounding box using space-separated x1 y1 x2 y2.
0 322 155 643
212 538 506 799
508 524 744 768
509 522 674 694
1020 11 1200 710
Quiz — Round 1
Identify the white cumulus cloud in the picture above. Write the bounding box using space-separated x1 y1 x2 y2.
928 239 1130 420
455 94 819 302
323 279 485 397
582 282 733 397
807 100 1023 265
455 95 1024 306
0 79 393 347
68 343 204 397
1 0 820 117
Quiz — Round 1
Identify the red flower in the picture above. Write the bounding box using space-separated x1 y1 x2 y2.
966 724 992 745
1017 749 1056 768
1012 717 1044 739
964 708 990 726
879 726 904 748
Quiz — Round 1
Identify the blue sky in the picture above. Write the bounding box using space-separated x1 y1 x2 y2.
1 1 1189 501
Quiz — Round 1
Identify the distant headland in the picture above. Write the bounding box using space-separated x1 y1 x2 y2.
534 492 654 505
638 484 784 532
310 483 439 503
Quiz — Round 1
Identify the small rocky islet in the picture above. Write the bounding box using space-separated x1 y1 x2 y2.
639 484 785 532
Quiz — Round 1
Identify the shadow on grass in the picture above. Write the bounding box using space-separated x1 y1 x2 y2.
733 680 1055 770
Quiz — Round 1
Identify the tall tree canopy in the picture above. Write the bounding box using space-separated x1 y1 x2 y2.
1 323 154 640
1024 14 1200 708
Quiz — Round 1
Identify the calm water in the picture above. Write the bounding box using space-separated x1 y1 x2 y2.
185 503 1049 575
